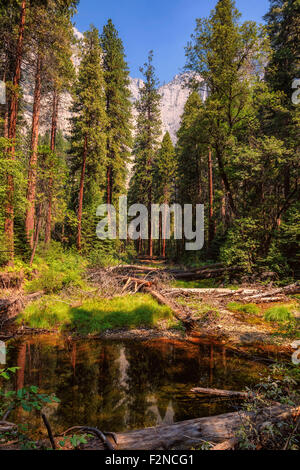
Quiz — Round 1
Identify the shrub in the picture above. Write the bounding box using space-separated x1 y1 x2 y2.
25 244 87 294
220 218 261 272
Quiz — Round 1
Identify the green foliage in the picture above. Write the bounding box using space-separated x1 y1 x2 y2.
25 243 87 294
176 92 207 207
1 386 60 414
100 19 132 204
264 304 294 323
154 132 176 203
0 367 60 417
20 294 173 334
220 218 261 272
129 51 161 209
0 367 19 381
59 434 89 449
227 302 260 315
236 363 299 450
69 25 107 250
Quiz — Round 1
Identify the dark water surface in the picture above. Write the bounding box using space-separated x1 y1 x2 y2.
4 335 267 434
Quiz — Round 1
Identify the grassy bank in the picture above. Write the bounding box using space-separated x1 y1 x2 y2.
19 293 176 335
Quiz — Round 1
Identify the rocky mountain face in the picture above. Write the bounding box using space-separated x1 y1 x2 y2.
129 74 206 142
22 29 205 143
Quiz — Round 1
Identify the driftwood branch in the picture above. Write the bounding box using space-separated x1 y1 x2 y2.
41 413 56 450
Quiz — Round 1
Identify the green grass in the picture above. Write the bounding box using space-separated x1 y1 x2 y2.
264 305 294 323
172 279 221 289
227 302 260 315
19 294 173 334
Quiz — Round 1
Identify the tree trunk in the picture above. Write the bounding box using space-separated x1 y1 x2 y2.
208 148 215 247
5 0 26 263
25 56 42 248
77 135 88 251
148 197 153 258
45 90 59 246
216 147 237 217
30 205 42 266
162 198 167 259
106 165 112 206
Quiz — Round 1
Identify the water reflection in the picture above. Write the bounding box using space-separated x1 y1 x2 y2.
5 335 267 433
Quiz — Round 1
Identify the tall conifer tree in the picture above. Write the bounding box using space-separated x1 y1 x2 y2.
129 51 161 257
70 26 107 252
154 131 175 257
100 19 132 207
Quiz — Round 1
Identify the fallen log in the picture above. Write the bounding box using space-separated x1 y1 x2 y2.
0 291 44 327
190 387 250 399
173 267 239 281
241 283 300 302
83 404 300 450
143 286 195 328
243 296 285 303
0 421 17 433
164 288 234 296
110 265 162 273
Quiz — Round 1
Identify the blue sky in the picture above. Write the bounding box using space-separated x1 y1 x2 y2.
74 0 270 84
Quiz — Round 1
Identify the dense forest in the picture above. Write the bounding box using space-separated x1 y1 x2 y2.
0 0 299 453
0 0 299 280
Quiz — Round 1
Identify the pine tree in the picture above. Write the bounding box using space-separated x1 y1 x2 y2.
69 26 107 252
263 0 300 200
185 0 260 217
265 0 300 99
176 92 209 206
25 1 77 248
100 19 132 207
129 51 161 257
44 1 77 246
3 0 27 263
153 131 175 257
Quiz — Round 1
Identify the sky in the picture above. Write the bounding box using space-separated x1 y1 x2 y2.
74 0 270 84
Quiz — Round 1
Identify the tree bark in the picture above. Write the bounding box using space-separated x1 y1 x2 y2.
77 135 88 251
25 56 42 248
45 90 59 246
30 205 42 266
4 0 26 262
162 193 168 259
